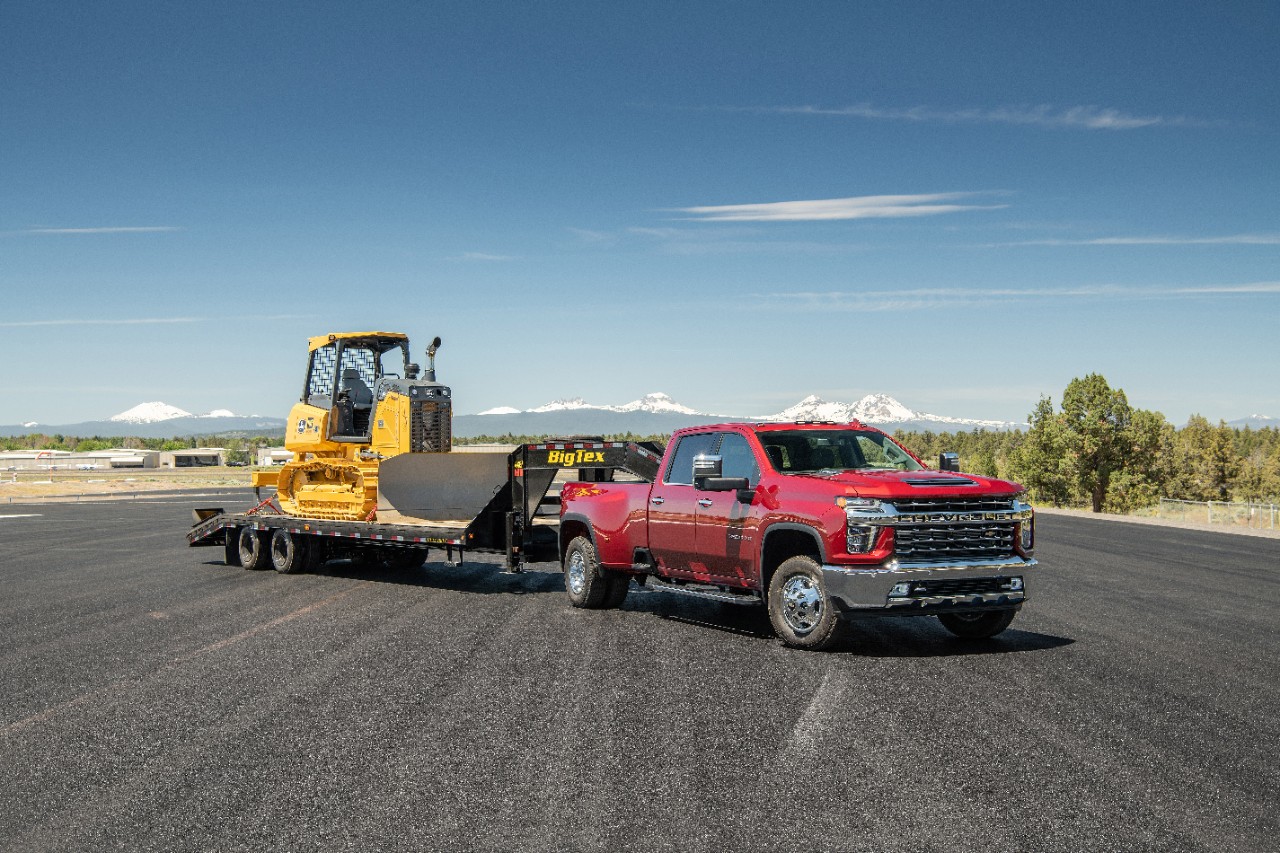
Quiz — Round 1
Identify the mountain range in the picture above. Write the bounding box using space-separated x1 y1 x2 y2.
4 394 1274 439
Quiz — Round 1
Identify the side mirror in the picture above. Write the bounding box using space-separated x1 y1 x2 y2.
939 452 961 472
692 454 723 486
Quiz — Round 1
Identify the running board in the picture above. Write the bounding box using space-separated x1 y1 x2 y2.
645 576 763 606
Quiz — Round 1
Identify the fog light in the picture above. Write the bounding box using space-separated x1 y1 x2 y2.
1006 576 1024 592
889 582 912 597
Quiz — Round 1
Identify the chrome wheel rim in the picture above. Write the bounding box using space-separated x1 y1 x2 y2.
780 574 822 634
567 551 587 596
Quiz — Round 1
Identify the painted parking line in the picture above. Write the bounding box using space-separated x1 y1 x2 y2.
0 514 42 520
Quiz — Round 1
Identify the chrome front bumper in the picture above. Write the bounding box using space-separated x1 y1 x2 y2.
821 557 1037 613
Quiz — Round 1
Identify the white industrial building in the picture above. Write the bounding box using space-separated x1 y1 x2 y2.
0 448 160 470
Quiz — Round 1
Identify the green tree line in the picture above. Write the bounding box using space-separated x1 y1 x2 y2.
7 377 1276 511
893 374 1280 512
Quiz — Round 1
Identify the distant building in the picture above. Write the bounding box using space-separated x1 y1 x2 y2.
159 448 225 468
0 449 159 470
256 447 292 466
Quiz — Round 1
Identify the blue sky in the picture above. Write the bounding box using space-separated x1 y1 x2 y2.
2 1 1277 426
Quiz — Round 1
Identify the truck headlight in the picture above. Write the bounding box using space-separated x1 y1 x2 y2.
847 524 876 554
1020 517 1034 551
836 497 881 511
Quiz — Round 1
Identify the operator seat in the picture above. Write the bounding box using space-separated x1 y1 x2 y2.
338 368 375 437
341 368 373 408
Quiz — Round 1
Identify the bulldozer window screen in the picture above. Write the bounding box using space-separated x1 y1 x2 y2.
337 348 378 390
307 344 338 399
307 344 381 400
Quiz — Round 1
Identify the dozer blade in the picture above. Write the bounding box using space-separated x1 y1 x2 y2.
377 453 510 523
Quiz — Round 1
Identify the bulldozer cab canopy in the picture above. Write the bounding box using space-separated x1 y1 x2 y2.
307 332 408 354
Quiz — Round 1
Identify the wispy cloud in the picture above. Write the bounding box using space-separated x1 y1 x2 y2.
18 226 182 235
982 233 1280 247
745 281 1280 312
711 103 1206 130
453 251 516 262
676 192 1007 222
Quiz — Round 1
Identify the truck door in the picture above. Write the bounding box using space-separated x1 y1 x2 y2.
696 431 761 584
647 432 717 576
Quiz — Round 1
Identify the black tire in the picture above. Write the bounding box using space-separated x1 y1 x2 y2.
238 527 270 570
563 536 626 609
270 529 309 574
304 539 326 572
766 556 845 651
386 548 428 570
224 529 242 566
602 573 631 608
937 608 1017 639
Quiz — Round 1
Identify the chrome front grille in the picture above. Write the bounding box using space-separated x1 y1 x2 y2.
890 497 1015 515
894 522 1017 561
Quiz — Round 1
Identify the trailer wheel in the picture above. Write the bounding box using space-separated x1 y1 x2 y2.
238 527 270 570
387 548 427 570
304 539 326 572
270 529 309 574
224 529 242 567
937 608 1017 639
766 556 845 651
563 536 625 609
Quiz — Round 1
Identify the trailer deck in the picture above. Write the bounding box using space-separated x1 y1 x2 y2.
188 440 661 570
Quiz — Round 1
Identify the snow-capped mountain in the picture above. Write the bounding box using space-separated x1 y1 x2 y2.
761 394 1019 429
469 392 1023 431
487 393 702 417
110 402 195 423
765 393 917 423
108 402 244 423
529 397 605 413
613 393 700 415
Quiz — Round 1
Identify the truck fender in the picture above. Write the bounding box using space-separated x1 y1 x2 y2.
558 513 599 565
758 522 827 587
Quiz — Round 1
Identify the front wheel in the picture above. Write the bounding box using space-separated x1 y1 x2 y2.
767 556 845 651
937 609 1017 639
563 536 628 609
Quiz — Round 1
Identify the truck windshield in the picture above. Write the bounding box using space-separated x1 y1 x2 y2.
755 429 923 474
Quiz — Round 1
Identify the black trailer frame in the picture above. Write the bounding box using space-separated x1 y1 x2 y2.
188 441 661 571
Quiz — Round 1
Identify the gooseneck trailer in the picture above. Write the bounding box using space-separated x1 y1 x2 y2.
187 440 661 572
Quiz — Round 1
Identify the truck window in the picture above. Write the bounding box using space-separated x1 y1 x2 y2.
718 433 760 486
664 433 718 485
754 429 923 473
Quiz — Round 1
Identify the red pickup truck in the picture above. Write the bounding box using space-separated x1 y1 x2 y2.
559 421 1036 650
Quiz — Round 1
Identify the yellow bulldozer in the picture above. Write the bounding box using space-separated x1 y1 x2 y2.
252 331 453 521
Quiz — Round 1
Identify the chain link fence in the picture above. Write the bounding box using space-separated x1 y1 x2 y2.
1157 499 1279 530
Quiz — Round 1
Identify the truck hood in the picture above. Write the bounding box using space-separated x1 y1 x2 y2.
799 468 1022 497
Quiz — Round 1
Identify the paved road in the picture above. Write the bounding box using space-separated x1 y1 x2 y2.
1 495 1276 852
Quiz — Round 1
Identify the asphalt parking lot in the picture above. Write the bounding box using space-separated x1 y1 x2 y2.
1 494 1277 852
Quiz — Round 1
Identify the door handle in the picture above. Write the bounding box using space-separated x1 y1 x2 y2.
650 496 665 505
697 498 713 507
